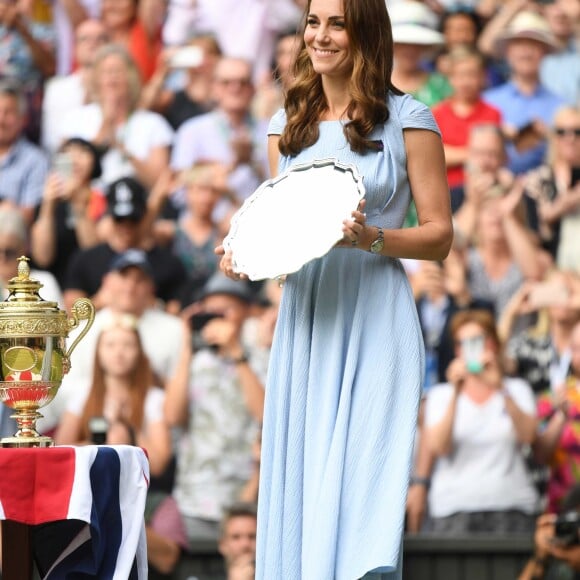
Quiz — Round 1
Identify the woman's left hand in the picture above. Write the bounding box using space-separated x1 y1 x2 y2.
481 351 503 388
337 200 367 248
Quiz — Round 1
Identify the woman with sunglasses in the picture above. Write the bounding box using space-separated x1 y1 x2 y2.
525 106 580 269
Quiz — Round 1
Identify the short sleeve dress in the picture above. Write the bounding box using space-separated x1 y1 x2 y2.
257 93 441 580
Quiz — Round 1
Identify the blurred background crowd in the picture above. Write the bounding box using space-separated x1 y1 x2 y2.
1 0 580 577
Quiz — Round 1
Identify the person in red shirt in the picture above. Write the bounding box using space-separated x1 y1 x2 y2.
433 46 502 189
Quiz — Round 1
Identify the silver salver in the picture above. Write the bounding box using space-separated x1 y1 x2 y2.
223 158 366 281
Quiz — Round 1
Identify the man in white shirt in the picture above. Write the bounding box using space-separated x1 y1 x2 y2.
171 57 269 218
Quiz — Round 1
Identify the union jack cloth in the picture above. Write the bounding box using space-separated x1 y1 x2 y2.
0 445 149 579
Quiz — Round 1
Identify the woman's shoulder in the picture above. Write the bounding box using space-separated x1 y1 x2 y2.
387 92 441 135
425 382 455 403
268 108 287 136
503 376 536 410
131 108 173 129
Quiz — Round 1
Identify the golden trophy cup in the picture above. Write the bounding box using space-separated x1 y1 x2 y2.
0 257 95 447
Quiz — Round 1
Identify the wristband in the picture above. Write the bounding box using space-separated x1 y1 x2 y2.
409 476 431 489
230 353 249 365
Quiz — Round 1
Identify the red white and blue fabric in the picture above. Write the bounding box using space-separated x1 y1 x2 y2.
0 445 149 579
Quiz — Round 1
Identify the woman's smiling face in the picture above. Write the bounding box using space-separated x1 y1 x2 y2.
304 0 353 80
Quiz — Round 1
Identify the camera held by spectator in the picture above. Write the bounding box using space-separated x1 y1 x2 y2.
519 485 580 579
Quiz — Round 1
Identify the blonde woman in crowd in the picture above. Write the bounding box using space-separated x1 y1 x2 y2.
58 44 173 189
453 124 545 319
526 106 580 270
146 163 226 300
501 269 580 394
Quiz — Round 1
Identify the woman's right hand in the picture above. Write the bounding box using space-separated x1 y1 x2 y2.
215 246 248 280
446 357 467 391
42 173 66 205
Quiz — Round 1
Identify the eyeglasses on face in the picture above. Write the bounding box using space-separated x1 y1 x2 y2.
77 34 109 43
215 77 252 88
554 127 580 138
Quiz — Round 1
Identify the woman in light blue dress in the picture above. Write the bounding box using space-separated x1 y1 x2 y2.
218 0 452 578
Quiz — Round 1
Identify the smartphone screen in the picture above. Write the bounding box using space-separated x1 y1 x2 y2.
461 335 485 374
53 152 74 180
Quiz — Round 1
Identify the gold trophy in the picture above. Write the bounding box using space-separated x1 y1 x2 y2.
0 257 95 447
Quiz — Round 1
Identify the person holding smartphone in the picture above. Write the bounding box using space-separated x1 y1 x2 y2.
31 137 105 288
423 309 540 534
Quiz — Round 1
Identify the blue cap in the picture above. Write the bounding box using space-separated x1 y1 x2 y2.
199 272 256 304
109 249 153 278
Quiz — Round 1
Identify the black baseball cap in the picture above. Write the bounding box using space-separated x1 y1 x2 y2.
106 177 147 222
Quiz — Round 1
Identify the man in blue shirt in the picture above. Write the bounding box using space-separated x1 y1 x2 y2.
0 81 48 224
483 11 567 175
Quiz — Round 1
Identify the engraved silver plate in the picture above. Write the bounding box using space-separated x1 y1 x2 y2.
223 158 366 280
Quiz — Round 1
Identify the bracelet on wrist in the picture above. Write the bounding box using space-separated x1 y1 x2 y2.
229 353 249 365
532 554 548 567
409 476 431 489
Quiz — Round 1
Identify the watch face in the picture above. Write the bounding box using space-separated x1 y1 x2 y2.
370 239 384 253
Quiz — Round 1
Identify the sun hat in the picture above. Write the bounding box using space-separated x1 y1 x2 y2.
497 11 559 53
389 1 445 46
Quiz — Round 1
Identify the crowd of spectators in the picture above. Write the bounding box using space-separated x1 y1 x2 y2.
0 0 580 577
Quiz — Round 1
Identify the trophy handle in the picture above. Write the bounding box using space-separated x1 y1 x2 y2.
65 298 96 368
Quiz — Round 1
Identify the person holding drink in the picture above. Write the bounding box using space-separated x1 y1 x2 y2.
218 0 452 577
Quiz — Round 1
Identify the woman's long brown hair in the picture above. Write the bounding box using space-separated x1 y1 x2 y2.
279 0 402 157
80 325 154 441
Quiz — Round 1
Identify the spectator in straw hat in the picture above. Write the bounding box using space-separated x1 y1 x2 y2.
390 1 453 108
481 10 567 175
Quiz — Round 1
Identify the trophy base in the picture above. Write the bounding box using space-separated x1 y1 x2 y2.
0 435 53 448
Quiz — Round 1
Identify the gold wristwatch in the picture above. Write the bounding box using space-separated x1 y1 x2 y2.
369 227 384 254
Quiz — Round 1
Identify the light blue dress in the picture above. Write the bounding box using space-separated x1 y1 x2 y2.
256 93 441 580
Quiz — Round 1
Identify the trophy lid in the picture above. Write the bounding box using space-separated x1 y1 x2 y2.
0 257 69 339
2 256 56 306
